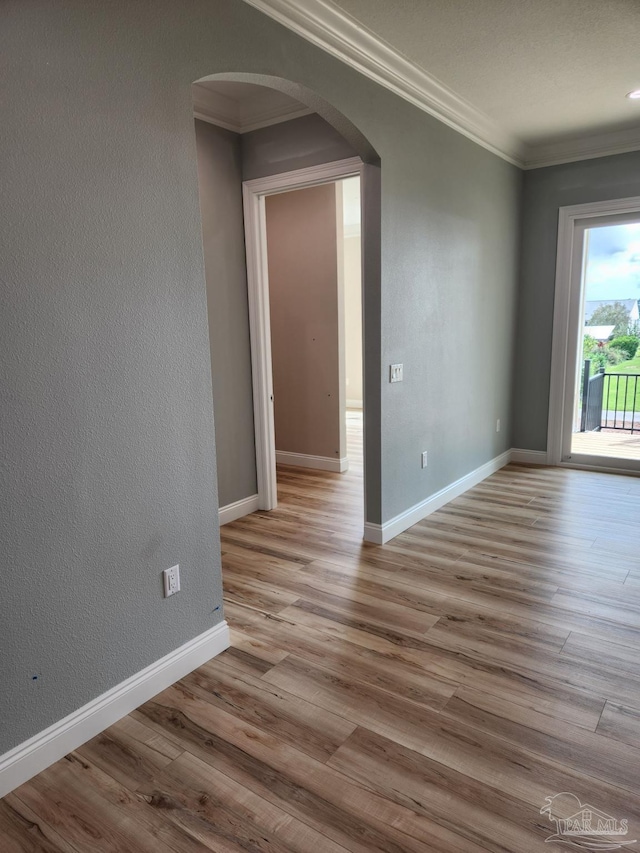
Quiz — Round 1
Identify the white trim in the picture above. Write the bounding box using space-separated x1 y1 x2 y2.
243 186 279 511
219 494 260 525
243 157 364 513
240 0 640 168
244 157 363 196
346 399 363 409
241 0 522 165
510 448 549 465
276 450 349 472
362 521 385 546
192 83 313 134
363 450 511 544
523 125 640 170
548 196 640 468
0 622 230 798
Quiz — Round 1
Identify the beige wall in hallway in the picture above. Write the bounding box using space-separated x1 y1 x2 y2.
341 176 363 408
266 183 343 462
343 235 362 406
337 177 363 408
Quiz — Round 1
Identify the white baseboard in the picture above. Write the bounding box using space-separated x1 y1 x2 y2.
364 450 512 545
219 494 260 525
346 399 363 409
510 448 548 465
0 621 230 798
276 450 349 473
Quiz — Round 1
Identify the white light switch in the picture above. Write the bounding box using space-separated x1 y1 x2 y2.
390 363 403 383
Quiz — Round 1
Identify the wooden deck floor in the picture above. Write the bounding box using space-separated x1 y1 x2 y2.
4 413 640 852
572 428 640 461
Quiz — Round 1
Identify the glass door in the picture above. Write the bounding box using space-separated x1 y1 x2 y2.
564 216 640 467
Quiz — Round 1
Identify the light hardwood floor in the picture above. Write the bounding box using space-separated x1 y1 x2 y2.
3 412 640 852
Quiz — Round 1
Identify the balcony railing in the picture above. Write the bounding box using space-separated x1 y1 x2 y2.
602 373 640 433
580 359 640 434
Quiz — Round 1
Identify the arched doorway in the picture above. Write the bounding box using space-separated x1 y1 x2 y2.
191 73 381 537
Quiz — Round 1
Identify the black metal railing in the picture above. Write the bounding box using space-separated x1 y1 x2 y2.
580 360 605 432
602 372 640 433
579 359 640 434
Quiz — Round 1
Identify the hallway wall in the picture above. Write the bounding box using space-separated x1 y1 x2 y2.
194 119 257 507
342 177 363 408
266 183 343 462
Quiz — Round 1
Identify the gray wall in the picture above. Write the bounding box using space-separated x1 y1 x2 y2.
195 112 359 506
513 150 640 451
378 116 521 521
266 184 342 460
1 0 521 755
242 113 358 181
195 119 257 507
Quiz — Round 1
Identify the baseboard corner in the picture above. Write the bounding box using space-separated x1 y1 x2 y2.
363 522 384 544
276 451 349 473
372 449 512 545
510 448 549 465
219 494 260 525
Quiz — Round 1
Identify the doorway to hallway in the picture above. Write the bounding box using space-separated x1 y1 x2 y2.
244 161 365 522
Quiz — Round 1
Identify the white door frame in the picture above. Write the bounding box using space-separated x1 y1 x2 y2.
548 194 640 472
242 156 364 510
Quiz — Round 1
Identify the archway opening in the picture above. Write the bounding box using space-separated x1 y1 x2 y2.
190 73 381 545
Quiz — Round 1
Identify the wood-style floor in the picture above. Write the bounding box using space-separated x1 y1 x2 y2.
4 411 640 852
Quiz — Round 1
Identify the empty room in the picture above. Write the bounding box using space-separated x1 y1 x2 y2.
2 1 640 851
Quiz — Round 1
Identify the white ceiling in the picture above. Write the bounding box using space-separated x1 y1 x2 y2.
331 0 640 146
241 0 640 168
193 81 311 134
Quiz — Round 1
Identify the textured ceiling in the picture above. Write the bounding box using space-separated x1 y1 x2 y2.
330 0 640 146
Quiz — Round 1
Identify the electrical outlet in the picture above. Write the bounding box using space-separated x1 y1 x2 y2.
389 363 403 383
496 418 501 433
163 564 181 598
421 450 428 469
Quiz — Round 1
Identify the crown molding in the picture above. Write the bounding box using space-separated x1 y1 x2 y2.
522 125 640 170
241 0 524 166
192 82 312 134
242 0 640 170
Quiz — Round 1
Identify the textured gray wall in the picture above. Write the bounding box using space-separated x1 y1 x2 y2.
195 113 359 507
513 150 640 451
195 119 257 507
378 115 521 520
242 113 358 181
1 0 521 754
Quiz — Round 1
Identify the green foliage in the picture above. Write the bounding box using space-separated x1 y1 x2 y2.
609 335 639 360
588 302 634 336
582 334 626 372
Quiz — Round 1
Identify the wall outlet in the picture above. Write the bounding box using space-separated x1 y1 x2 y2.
389 363 403 383
421 450 428 469
496 418 501 433
163 565 181 598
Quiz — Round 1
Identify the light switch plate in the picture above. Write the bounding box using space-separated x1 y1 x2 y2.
390 363 403 383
